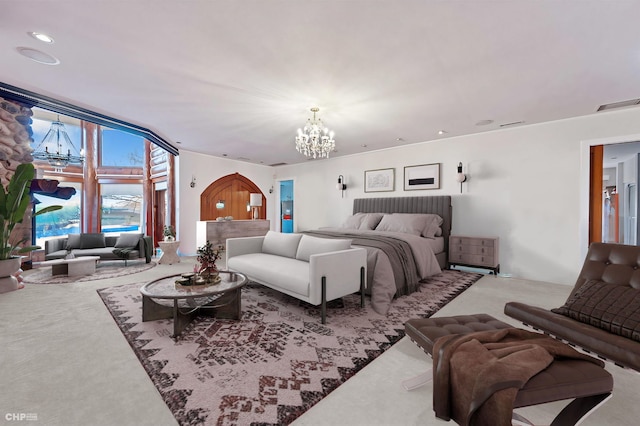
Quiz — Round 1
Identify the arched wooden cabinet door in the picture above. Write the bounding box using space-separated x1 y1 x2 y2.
200 173 265 220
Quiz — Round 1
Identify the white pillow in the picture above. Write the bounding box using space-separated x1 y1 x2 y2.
359 213 385 230
261 231 303 258
342 213 366 229
423 214 444 238
375 214 427 236
295 235 353 262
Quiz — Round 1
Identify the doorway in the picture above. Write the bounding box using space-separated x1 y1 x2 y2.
280 180 294 233
591 142 640 245
153 182 167 247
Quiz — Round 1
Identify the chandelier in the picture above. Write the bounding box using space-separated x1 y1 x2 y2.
33 116 84 171
295 107 335 159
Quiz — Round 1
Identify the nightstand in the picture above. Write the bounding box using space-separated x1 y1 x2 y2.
449 236 500 274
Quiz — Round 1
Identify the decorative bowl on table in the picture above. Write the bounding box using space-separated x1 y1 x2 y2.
174 277 191 289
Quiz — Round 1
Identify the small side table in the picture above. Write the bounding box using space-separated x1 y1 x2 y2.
158 241 180 264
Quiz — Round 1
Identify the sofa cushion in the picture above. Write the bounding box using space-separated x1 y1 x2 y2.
114 233 142 248
75 248 132 259
552 279 640 343
80 233 106 249
228 253 310 297
66 234 82 250
261 231 303 258
45 249 69 260
295 235 352 262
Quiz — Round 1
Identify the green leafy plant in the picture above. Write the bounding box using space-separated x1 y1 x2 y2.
0 163 62 260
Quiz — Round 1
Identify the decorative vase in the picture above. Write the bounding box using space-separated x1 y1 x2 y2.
200 268 219 284
0 257 22 294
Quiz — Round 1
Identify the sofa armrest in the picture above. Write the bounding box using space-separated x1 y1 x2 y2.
45 237 67 254
226 236 265 261
308 247 367 305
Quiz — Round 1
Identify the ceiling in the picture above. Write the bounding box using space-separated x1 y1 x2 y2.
2 1 640 166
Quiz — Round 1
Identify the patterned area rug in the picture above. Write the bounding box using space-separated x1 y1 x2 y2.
24 260 156 284
98 270 481 425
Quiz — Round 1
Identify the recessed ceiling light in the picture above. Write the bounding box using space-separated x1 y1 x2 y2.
396 137 404 142
175 141 182 144
16 47 60 65
28 32 54 43
361 144 367 147
438 130 447 135
475 119 494 126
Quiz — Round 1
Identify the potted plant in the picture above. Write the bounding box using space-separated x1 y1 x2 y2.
0 163 61 293
195 240 224 283
163 225 176 241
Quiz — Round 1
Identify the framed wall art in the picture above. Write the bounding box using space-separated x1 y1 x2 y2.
404 163 440 190
364 168 395 192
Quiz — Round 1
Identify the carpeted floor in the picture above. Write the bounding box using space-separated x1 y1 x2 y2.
97 270 480 425
24 260 156 284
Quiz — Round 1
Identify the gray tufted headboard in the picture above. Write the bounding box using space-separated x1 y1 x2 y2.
353 196 452 267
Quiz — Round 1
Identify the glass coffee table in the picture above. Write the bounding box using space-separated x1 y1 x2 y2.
140 270 247 337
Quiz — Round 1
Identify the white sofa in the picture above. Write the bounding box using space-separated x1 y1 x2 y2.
226 231 367 323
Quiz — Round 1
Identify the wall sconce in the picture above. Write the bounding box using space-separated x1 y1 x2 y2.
249 193 262 220
336 175 347 198
190 175 196 188
215 200 225 209
455 162 467 193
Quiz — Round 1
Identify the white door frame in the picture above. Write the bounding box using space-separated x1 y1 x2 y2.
579 132 640 259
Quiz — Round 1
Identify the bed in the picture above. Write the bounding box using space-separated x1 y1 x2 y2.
305 195 452 315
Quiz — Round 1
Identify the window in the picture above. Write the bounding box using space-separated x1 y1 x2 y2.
33 182 82 248
100 183 143 234
100 127 145 167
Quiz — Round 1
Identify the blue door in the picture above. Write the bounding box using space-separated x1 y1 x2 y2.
280 180 294 233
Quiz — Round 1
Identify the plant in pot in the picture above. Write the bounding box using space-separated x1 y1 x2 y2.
0 163 61 294
163 225 176 241
195 240 224 283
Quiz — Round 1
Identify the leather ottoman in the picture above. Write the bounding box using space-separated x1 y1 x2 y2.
404 314 613 426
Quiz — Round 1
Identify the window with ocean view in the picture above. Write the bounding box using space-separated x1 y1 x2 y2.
34 181 82 248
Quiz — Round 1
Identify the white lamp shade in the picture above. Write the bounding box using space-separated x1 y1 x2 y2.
249 193 262 207
456 173 467 183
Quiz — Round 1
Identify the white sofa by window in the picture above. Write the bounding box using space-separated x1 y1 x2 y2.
226 231 367 323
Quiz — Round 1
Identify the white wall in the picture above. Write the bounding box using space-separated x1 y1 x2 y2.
177 107 640 284
270 107 640 285
176 150 275 255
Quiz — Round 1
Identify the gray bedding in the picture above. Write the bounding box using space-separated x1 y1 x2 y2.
308 228 442 314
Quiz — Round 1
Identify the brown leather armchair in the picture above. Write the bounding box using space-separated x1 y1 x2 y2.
505 242 640 371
